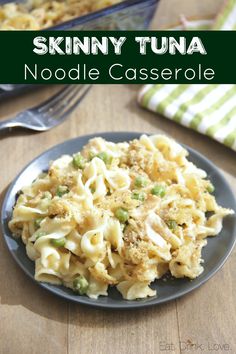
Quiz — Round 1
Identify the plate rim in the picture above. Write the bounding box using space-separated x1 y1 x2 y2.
1 131 236 309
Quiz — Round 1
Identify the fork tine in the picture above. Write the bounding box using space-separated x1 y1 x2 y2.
47 85 89 118
50 85 90 120
51 85 91 123
36 85 74 113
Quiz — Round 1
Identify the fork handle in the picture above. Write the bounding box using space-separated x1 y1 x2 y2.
0 117 23 132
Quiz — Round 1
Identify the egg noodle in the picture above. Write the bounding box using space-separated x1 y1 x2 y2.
9 135 234 300
0 0 121 30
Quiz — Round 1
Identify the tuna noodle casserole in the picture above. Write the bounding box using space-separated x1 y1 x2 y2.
9 135 234 300
0 0 122 30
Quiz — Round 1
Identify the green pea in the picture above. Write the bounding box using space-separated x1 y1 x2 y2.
56 185 69 197
34 218 43 229
50 237 66 247
166 220 178 230
151 185 166 197
207 182 215 194
90 187 95 194
35 231 46 240
96 152 112 164
115 207 129 223
42 191 52 199
132 191 146 202
72 153 85 169
134 176 148 188
73 275 89 295
89 151 96 161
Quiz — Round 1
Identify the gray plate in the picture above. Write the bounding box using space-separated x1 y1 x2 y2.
1 132 236 309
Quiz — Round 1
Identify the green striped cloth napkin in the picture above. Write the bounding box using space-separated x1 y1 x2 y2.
213 0 236 30
138 0 236 151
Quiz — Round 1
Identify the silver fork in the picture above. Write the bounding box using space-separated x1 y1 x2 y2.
0 84 91 132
